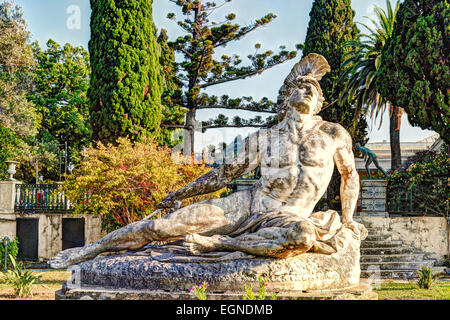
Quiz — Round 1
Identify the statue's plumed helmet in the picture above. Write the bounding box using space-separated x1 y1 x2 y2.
277 53 331 119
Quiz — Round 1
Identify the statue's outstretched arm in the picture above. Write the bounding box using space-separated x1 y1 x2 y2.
157 131 261 208
334 134 368 240
333 131 360 224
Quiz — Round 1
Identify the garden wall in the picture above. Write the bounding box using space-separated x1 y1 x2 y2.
0 214 16 240
0 180 105 262
360 216 449 264
37 213 104 260
0 212 104 261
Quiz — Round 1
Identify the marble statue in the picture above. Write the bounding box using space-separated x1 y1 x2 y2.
49 54 368 269
355 143 387 178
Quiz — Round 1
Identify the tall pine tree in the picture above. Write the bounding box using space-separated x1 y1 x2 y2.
302 0 368 145
88 0 164 144
162 0 301 155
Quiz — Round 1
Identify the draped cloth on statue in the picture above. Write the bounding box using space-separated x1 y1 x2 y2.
135 209 352 263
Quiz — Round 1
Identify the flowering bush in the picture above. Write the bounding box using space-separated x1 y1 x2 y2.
64 137 227 232
387 144 449 216
188 278 279 300
241 276 278 300
189 282 209 300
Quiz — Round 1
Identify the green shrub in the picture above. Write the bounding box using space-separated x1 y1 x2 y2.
443 257 450 268
64 137 227 232
0 237 19 270
387 144 449 216
187 278 279 300
241 277 278 300
416 267 442 290
189 282 208 300
0 254 48 297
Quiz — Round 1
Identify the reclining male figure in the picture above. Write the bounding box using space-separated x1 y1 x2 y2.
49 54 367 269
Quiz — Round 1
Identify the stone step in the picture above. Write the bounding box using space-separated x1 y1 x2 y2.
360 247 418 255
364 234 391 241
365 228 383 234
360 240 403 248
360 260 435 271
360 270 419 279
361 266 447 280
360 254 425 263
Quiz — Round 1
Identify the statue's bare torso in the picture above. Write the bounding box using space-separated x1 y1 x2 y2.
252 117 345 217
243 117 351 221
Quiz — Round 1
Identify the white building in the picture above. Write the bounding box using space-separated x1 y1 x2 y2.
355 133 440 172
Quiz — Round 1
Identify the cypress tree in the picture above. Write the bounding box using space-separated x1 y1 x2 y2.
88 0 164 144
302 0 368 145
378 0 449 144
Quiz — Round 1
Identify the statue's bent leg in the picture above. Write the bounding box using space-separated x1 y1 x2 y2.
365 158 373 178
373 158 387 176
184 220 317 258
49 190 251 269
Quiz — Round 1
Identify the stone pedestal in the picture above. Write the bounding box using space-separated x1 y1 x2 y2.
56 228 377 300
0 181 20 239
56 282 377 300
0 180 21 214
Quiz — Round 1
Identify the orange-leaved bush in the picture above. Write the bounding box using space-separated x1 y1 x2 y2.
64 137 227 232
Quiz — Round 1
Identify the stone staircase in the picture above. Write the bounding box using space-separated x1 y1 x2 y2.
355 218 440 279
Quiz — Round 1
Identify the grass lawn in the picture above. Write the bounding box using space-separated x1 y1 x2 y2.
0 270 70 300
374 281 450 300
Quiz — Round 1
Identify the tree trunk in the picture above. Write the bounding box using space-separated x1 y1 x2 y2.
183 108 196 156
389 105 402 170
182 2 202 157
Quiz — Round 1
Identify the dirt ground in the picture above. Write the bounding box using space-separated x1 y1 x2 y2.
0 270 70 300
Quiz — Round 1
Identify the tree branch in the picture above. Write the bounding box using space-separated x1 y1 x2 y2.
198 67 265 88
160 124 188 129
201 124 269 129
197 105 277 113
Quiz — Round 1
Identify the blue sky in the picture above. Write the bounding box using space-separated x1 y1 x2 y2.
13 0 435 151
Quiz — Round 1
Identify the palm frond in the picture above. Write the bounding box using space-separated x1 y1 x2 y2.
340 0 400 128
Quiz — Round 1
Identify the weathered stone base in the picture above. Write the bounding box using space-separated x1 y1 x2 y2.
55 281 377 300
54 228 376 299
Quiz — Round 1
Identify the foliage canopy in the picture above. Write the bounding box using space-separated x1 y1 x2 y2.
88 0 164 144
0 1 39 179
30 40 91 165
378 0 449 144
64 137 227 232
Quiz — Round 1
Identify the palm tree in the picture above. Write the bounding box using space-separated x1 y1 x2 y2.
340 0 403 170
